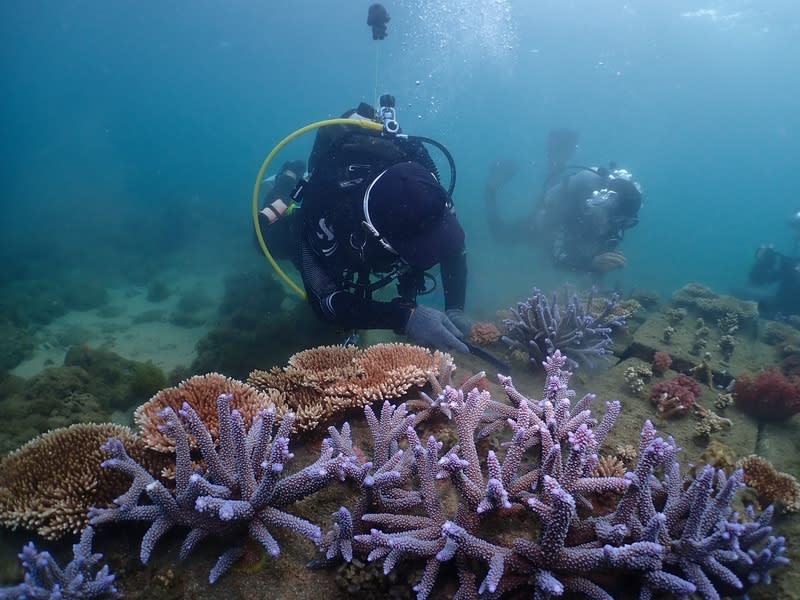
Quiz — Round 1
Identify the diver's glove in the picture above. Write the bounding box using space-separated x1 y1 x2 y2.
405 305 468 354
274 160 306 196
591 251 627 272
446 308 474 338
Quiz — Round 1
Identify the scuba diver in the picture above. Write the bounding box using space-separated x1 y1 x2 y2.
484 129 643 274
258 98 472 354
746 212 800 317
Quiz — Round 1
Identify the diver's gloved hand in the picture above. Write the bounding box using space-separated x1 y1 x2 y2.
274 160 306 196
591 251 627 272
405 305 469 354
446 309 474 338
486 159 519 190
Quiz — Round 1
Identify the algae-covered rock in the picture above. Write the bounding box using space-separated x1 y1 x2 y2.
0 280 68 326
0 371 25 401
175 287 214 314
129 361 167 400
0 321 34 371
63 346 166 409
131 309 166 324
168 286 216 328
625 310 775 381
190 270 342 379
673 283 759 332
0 349 168 454
168 311 208 328
22 366 92 407
0 366 102 454
61 277 109 311
146 280 171 302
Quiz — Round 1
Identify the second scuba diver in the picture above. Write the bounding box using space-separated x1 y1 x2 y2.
258 99 472 354
745 211 800 318
484 129 644 275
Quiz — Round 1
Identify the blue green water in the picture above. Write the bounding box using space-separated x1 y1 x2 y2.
1 0 798 310
2 3 800 595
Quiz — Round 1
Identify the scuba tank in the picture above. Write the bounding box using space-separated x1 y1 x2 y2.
261 95 457 228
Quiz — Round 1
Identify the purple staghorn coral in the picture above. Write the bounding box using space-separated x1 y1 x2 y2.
316 351 788 600
501 287 625 369
89 393 353 583
0 526 118 600
338 351 629 599
598 431 791 600
314 401 419 567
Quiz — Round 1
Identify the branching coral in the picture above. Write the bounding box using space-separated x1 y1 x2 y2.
0 526 118 599
90 394 353 583
501 287 625 369
14 349 786 598
314 351 787 599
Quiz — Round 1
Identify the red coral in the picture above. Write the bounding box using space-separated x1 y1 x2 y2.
649 374 700 419
734 369 800 421
652 351 673 376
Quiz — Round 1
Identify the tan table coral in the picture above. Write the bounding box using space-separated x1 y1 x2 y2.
0 423 150 540
248 343 453 433
134 372 286 452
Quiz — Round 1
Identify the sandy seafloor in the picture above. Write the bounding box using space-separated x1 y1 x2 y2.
10 272 227 380
1 279 800 599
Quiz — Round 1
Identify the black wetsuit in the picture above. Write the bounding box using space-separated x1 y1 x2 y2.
265 106 468 332
749 249 800 317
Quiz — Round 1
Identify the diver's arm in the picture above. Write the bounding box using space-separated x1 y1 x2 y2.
299 238 412 331
441 250 467 312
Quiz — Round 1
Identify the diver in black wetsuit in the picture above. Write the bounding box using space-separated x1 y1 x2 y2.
258 102 471 354
748 244 800 318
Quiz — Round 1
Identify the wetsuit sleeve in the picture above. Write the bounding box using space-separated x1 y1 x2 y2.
441 250 468 312
299 237 412 331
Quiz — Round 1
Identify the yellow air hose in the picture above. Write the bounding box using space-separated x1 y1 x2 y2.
251 118 385 300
